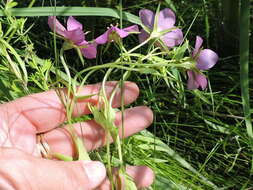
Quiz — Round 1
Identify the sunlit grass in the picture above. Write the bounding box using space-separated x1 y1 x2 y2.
0 0 253 189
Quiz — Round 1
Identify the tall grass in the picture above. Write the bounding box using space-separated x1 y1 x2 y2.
1 0 253 189
239 0 253 173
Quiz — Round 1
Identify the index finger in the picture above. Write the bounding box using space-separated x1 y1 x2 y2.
1 81 139 133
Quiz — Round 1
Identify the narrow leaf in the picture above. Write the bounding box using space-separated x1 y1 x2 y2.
239 0 253 173
0 7 141 25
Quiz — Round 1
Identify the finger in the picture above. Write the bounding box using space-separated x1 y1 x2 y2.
0 148 106 190
126 166 154 188
1 81 139 133
97 166 154 190
43 106 153 157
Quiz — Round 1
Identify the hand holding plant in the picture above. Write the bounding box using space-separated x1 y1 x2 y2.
0 1 220 189
45 5 219 189
0 82 154 189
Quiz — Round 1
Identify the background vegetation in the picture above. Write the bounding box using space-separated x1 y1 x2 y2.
0 0 252 189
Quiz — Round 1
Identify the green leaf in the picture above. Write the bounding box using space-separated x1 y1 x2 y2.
193 90 211 105
41 59 52 73
0 7 141 25
139 68 158 74
75 94 96 101
0 77 13 100
204 119 230 134
173 40 189 60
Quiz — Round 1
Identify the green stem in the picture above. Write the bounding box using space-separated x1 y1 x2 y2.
127 37 152 54
106 131 114 189
53 153 74 161
116 135 123 164
59 48 90 161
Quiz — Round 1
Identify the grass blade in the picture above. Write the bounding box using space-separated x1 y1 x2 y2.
135 130 218 188
164 0 177 13
239 0 253 173
0 7 141 24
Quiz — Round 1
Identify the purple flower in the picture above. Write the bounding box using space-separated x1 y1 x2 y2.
95 24 139 44
187 36 219 90
48 16 97 59
139 8 183 48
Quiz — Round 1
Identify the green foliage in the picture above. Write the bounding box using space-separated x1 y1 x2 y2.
239 0 253 173
0 0 253 189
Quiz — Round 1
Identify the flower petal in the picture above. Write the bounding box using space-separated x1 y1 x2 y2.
65 29 85 45
81 43 97 59
48 16 67 37
193 36 203 57
114 27 129 38
160 28 183 48
95 26 134 44
187 70 207 90
187 70 199 90
195 72 208 90
138 29 150 43
196 49 219 70
139 9 155 29
123 25 139 33
158 8 176 31
67 16 83 31
95 30 110 44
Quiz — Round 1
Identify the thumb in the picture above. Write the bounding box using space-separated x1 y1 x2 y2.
0 148 106 190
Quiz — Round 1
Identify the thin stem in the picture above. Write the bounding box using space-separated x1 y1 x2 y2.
106 131 114 189
127 37 152 54
59 48 90 161
116 134 123 164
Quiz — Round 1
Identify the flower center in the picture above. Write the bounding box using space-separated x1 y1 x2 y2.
108 23 120 42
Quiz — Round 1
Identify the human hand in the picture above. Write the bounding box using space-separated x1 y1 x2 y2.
0 81 154 190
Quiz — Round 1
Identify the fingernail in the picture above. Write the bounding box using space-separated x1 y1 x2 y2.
82 161 106 188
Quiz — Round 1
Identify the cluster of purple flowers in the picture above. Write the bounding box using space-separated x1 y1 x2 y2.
48 8 218 90
48 16 139 59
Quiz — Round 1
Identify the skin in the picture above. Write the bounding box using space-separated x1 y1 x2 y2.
0 81 154 190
